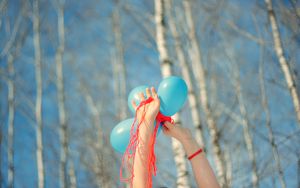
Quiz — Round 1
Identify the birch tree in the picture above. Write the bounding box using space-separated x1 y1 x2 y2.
165 0 205 148
81 85 109 187
111 5 130 187
111 48 120 120
0 0 7 29
154 0 190 187
7 53 15 188
265 0 300 125
233 66 259 188
72 60 116 187
54 1 68 187
68 160 77 188
5 4 29 187
182 0 227 186
112 3 128 121
33 0 45 187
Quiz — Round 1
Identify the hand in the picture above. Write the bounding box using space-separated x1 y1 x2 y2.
163 122 202 157
132 87 160 136
162 122 193 143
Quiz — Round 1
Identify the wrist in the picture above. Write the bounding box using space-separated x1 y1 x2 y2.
181 137 201 157
139 120 155 141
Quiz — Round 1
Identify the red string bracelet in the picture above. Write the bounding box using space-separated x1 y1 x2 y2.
188 148 203 160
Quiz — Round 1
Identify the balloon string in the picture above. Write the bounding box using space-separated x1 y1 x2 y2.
119 97 174 188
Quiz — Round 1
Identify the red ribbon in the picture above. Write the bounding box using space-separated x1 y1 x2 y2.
120 97 173 188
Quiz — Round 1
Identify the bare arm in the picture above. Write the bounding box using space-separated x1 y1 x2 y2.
132 119 154 188
131 87 160 188
163 122 220 188
129 86 220 188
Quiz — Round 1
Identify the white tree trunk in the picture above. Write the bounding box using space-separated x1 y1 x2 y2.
265 0 300 125
6 14 27 187
84 93 105 188
259 61 286 188
55 2 68 188
155 0 190 187
224 148 232 188
112 5 127 120
234 70 258 188
7 54 15 188
171 115 191 188
111 7 129 187
69 159 77 188
165 0 205 147
182 0 227 186
33 0 45 187
110 48 120 120
75 70 115 187
155 0 172 77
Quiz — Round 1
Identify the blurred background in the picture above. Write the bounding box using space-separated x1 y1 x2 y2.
0 0 299 187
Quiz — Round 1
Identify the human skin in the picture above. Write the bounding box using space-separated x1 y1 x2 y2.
131 87 220 188
163 122 220 188
131 87 160 188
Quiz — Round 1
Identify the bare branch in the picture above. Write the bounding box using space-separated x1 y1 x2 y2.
265 0 300 125
33 0 45 186
155 0 190 186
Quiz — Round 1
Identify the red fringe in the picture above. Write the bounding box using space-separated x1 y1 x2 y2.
120 97 173 188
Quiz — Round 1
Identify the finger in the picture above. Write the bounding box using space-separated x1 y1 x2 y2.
162 126 168 134
132 100 137 110
146 88 151 98
163 121 173 129
139 92 145 101
151 87 158 98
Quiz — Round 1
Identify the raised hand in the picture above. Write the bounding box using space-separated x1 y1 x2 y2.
162 121 193 143
132 87 160 137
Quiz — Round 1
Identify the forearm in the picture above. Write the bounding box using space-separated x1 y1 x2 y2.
132 120 154 188
181 138 220 188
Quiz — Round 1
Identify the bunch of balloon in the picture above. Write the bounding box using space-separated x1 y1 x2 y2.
110 76 188 153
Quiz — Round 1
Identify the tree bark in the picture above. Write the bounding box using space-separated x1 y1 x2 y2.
265 0 300 125
172 115 191 188
182 0 227 186
155 0 172 77
155 0 190 187
68 159 77 188
33 0 45 187
224 147 232 188
6 11 28 187
7 53 15 188
55 2 68 188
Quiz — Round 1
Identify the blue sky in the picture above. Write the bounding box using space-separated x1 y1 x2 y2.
0 0 299 187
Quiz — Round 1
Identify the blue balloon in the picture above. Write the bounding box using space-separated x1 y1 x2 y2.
128 85 149 114
110 118 162 154
110 118 134 153
157 76 188 116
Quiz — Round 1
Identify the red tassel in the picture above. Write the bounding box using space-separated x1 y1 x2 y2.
120 97 173 188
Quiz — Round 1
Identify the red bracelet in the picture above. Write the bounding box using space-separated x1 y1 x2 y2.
188 148 203 160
